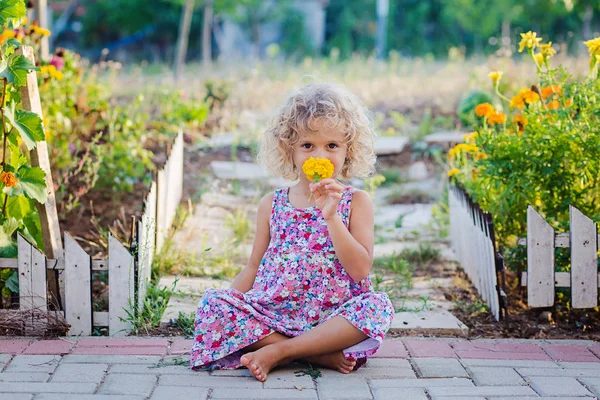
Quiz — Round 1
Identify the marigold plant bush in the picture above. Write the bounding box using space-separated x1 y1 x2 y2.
448 31 600 273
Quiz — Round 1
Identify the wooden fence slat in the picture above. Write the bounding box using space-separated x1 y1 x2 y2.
108 233 135 336
17 234 47 333
17 234 33 311
155 168 168 252
527 206 555 307
569 206 598 308
64 232 92 336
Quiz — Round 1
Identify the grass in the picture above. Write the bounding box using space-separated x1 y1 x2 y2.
398 243 441 266
225 208 252 245
386 188 435 204
121 280 177 335
173 311 195 337
380 168 406 187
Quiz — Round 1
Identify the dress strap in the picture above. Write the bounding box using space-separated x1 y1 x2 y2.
337 186 357 227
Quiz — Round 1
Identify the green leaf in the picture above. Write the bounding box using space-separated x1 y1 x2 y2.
5 270 18 292
3 165 47 204
6 194 32 220
0 217 19 258
0 54 37 87
0 0 26 27
23 213 43 249
4 101 45 150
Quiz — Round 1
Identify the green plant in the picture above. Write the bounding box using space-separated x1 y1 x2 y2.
386 188 434 204
121 280 177 335
457 90 493 127
380 168 404 187
173 311 195 337
399 244 441 266
364 174 386 198
225 209 251 246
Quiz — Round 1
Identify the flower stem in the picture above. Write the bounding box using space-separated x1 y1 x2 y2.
1 78 7 169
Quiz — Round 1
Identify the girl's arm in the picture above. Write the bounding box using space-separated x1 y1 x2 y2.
325 190 374 282
230 192 273 292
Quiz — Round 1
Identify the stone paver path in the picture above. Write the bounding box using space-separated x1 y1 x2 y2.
1 337 599 399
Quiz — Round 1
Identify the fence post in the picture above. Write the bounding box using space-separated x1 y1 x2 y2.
569 205 598 308
64 232 92 336
17 234 47 333
527 206 555 307
108 233 135 336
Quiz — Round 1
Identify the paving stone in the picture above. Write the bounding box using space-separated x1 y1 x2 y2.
427 386 537 397
72 346 167 355
262 368 315 389
371 339 408 358
412 358 468 378
518 367 600 378
158 374 262 388
168 339 194 355
467 366 525 386
407 161 429 180
0 382 96 393
460 359 559 368
372 387 427 400
430 397 486 400
210 388 318 399
35 395 145 400
51 363 108 383
558 362 600 369
369 378 474 388
492 398 598 400
0 354 10 367
528 376 594 397
149 386 209 400
76 338 170 347
317 378 372 399
97 373 157 397
4 355 60 373
0 395 31 400
211 161 269 180
590 346 600 358
110 363 200 375
579 377 600 397
403 340 456 358
318 366 416 379
0 372 49 382
543 345 600 362
0 340 31 354
454 342 551 361
390 311 468 336
211 368 254 377
23 340 75 355
61 355 161 364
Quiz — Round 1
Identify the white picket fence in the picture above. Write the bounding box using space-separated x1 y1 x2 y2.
0 131 184 336
449 184 505 320
519 205 599 308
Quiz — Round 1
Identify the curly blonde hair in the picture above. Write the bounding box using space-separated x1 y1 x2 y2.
257 83 377 181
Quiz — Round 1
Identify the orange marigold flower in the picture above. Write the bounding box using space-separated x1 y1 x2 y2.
475 103 495 118
510 94 525 109
488 112 507 125
522 89 539 104
0 171 18 187
547 100 560 110
541 85 562 99
513 114 528 132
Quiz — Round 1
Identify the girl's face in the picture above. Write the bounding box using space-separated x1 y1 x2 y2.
293 119 348 182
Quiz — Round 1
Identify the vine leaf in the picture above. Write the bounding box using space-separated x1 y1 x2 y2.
4 100 45 150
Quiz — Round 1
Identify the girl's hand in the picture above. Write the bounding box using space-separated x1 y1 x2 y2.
310 178 344 220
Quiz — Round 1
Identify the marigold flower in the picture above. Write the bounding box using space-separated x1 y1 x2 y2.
0 171 18 187
475 152 488 161
488 71 503 86
514 114 528 132
31 25 51 37
541 85 561 99
475 103 495 118
547 100 560 110
487 112 506 125
447 168 460 177
540 42 556 59
521 89 539 104
463 131 478 143
584 37 600 57
510 94 525 109
519 31 542 52
302 157 334 182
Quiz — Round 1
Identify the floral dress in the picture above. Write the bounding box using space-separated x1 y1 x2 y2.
190 186 395 370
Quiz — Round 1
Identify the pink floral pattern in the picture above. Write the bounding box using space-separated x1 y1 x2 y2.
190 186 394 370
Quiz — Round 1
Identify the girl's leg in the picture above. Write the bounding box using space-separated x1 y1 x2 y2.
241 316 367 381
242 331 358 373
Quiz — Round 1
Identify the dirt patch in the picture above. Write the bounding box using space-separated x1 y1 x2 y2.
442 270 600 340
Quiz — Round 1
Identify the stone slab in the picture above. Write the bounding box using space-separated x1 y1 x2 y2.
518 367 600 377
374 136 410 155
60 355 161 364
158 374 262 388
97 373 157 397
211 161 269 180
35 395 145 400
390 310 468 336
0 382 96 393
372 387 427 400
317 378 372 399
468 366 526 386
427 386 538 397
412 358 468 378
0 372 49 382
424 131 466 145
403 340 456 358
579 377 600 397
150 386 209 400
210 388 318 399
528 376 594 397
4 355 60 373
22 340 75 355
50 363 108 383
369 378 474 388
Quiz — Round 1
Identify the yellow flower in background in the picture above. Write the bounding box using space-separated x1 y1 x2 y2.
547 100 560 110
541 85 562 99
514 114 528 132
475 103 495 118
488 71 503 86
0 171 18 188
463 131 478 143
584 37 600 57
510 93 525 109
302 157 334 182
31 25 51 37
521 88 540 104
533 53 544 65
475 152 488 161
540 42 556 59
487 112 506 125
519 31 542 52
447 168 460 177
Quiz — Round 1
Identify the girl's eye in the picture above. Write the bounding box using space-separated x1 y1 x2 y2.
301 143 312 149
328 143 338 149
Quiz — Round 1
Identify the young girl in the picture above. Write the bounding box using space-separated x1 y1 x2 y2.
190 83 394 381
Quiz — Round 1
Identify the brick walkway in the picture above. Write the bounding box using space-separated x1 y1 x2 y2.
0 337 599 399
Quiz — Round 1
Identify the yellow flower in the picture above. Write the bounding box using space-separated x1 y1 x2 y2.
302 157 334 182
541 85 561 100
547 100 560 110
32 25 51 37
510 94 525 109
475 152 488 161
447 168 460 177
540 42 556 59
463 131 478 143
487 112 506 125
521 89 540 104
0 171 18 188
488 71 503 86
514 114 528 132
584 37 600 57
475 103 495 118
519 31 542 52
533 52 544 65
2 29 15 39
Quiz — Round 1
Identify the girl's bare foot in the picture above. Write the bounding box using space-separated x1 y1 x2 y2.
305 351 357 373
240 345 290 382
